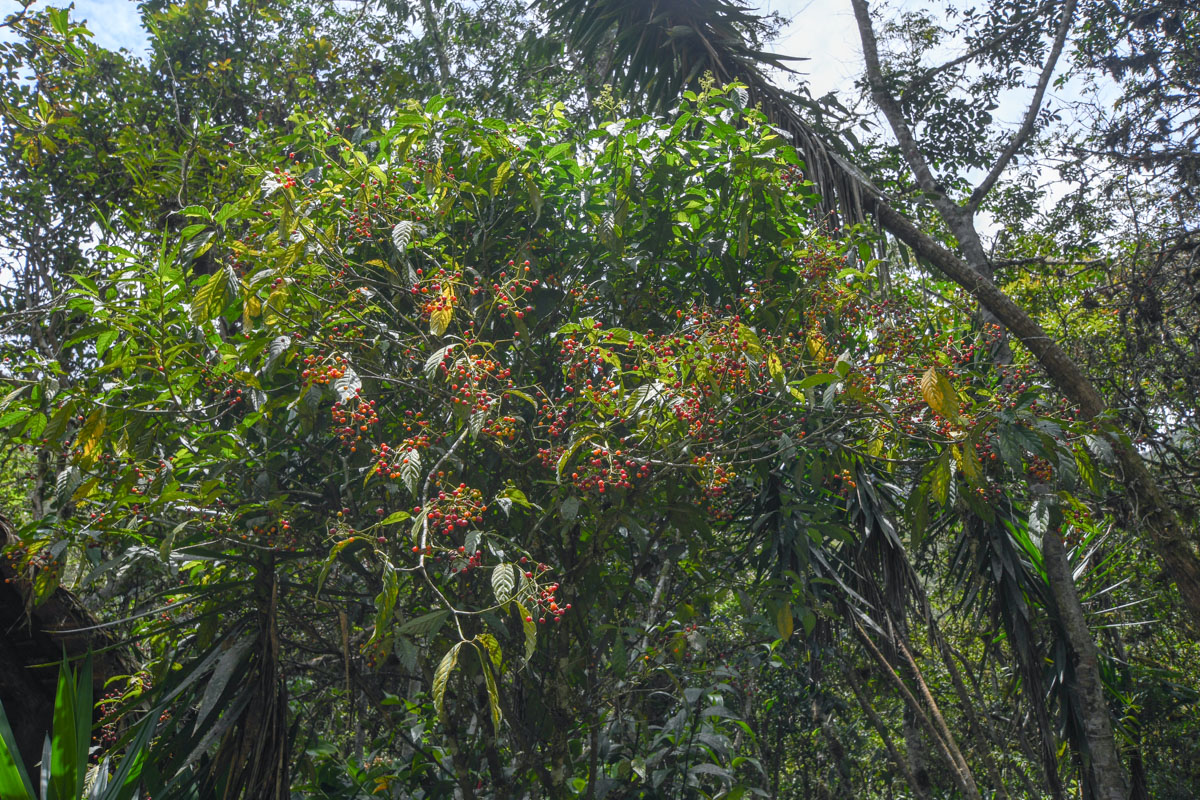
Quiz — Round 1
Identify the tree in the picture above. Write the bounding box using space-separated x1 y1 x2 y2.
3 1 1200 798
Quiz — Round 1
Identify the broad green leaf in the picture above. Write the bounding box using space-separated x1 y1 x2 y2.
190 270 229 324
381 510 411 526
367 560 400 654
397 609 450 637
193 637 253 734
49 659 80 800
0 697 35 800
491 563 516 605
476 643 502 731
432 642 463 718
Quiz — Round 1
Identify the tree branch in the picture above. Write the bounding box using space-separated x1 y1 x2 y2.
850 0 946 202
967 0 1078 212
901 0 1057 99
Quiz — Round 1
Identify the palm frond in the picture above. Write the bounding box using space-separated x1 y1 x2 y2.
538 0 871 227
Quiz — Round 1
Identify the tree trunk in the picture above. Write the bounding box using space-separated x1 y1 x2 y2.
1041 514 1129 800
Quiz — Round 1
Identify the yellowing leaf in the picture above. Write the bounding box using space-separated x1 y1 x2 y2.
517 603 537 659
490 161 512 197
776 603 794 641
767 352 785 386
920 367 963 424
72 476 99 502
75 407 106 468
930 451 952 506
806 334 828 363
430 286 454 336
265 286 289 327
956 437 984 487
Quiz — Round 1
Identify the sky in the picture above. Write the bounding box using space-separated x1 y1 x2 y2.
6 0 864 98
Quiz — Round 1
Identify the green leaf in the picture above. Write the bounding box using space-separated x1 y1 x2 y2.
517 603 537 660
368 560 400 654
398 609 450 637
180 204 212 220
49 658 80 800
0 699 35 800
432 642 463 719
193 637 253 734
73 656 91 793
555 435 593 482
476 643 502 731
381 510 411 526
190 271 230 325
0 385 28 415
491 563 516 605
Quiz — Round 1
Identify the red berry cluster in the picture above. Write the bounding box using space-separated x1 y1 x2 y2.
1027 457 1054 483
567 446 650 495
331 396 378 450
422 484 487 535
269 165 298 190
370 438 428 480
300 353 349 386
491 260 539 320
780 164 805 188
410 267 457 310
438 346 511 412
239 518 297 550
482 414 520 441
522 565 570 624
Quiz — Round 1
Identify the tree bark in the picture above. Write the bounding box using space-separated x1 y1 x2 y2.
1041 513 1130 800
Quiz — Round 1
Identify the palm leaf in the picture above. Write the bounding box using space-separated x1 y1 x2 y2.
537 0 869 227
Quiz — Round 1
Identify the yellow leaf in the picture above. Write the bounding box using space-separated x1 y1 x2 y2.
767 352 784 386
930 451 952 505
920 367 962 424
72 476 99 502
776 603 794 641
265 286 289 327
806 334 828 363
75 407 106 468
430 285 455 336
955 440 983 486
